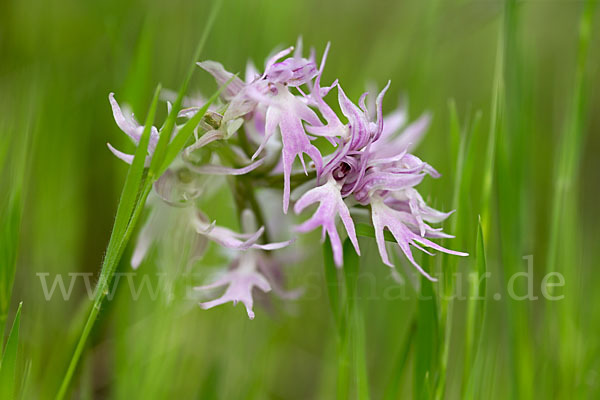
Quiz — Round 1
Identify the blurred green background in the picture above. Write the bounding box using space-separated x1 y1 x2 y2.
1 0 600 398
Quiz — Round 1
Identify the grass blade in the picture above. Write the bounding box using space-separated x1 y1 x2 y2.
0 301 23 400
462 218 488 396
436 100 476 400
148 0 223 178
0 122 29 350
545 0 596 277
343 239 370 400
56 85 161 399
480 30 503 237
0 192 23 348
496 1 533 397
323 239 349 399
414 270 438 400
543 1 597 395
383 322 415 400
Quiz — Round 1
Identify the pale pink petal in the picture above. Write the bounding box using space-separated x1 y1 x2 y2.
370 198 467 281
197 60 245 100
294 178 359 266
186 158 265 176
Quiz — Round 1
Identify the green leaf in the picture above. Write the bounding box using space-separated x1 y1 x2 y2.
0 302 22 400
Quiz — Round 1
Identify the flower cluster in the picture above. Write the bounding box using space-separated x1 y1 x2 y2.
107 38 467 319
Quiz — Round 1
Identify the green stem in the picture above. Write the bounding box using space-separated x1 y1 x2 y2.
230 177 271 244
56 184 152 400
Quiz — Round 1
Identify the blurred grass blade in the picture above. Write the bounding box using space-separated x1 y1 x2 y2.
543 0 597 395
149 0 223 177
323 237 340 326
0 301 22 400
436 101 476 400
323 239 349 399
414 271 438 400
545 0 596 277
383 322 415 400
0 122 30 350
471 34 502 394
480 29 503 237
497 0 533 397
462 217 488 395
0 192 23 347
123 18 155 112
18 358 31 400
447 99 461 168
474 218 487 322
342 239 370 400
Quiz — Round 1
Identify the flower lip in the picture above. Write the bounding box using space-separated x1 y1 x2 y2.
332 161 352 181
266 57 318 87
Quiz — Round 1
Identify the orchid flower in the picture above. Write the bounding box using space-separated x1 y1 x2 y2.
370 196 467 281
192 211 293 251
108 39 469 319
195 210 301 319
294 177 359 266
195 254 272 320
195 247 302 319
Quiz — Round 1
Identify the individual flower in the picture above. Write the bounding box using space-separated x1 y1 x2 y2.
192 211 293 251
384 187 454 237
195 246 304 319
294 177 359 266
195 210 300 319
370 196 467 281
199 40 328 213
258 85 324 213
195 254 272 320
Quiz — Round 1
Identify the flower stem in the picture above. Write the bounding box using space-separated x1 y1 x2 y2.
231 177 271 244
